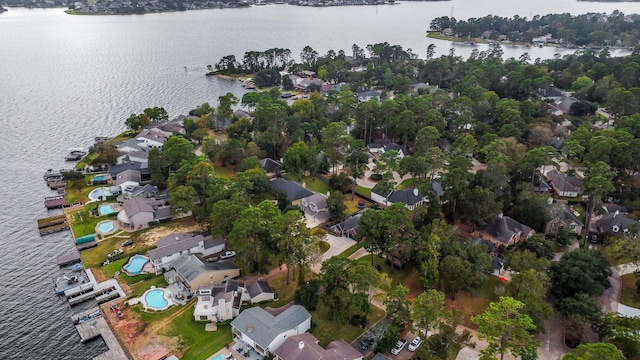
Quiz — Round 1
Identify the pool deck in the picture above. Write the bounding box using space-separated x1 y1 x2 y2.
71 307 130 360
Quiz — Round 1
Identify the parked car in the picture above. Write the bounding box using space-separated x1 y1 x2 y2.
121 239 133 247
408 336 422 351
107 249 123 259
359 336 375 350
220 251 236 260
390 338 407 355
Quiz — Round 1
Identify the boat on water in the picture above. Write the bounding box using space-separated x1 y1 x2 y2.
71 263 84 272
64 148 87 161
54 274 86 295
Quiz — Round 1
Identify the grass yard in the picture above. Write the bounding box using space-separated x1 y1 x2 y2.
620 273 640 308
213 164 236 179
285 173 330 194
444 276 503 329
356 185 371 198
396 177 430 190
266 270 301 308
355 254 419 288
127 275 169 298
319 240 330 254
69 207 106 238
310 303 385 347
344 196 371 216
338 242 364 258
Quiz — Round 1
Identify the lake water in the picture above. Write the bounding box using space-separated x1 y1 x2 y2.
1 1 640 358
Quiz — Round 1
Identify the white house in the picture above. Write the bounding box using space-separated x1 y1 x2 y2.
193 279 245 322
231 305 312 356
379 144 405 159
148 232 226 274
246 279 276 304
299 193 329 222
114 169 142 194
136 127 171 148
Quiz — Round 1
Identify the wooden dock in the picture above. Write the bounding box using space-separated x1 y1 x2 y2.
72 307 130 360
37 214 69 235
77 241 98 251
57 252 81 266
44 195 83 210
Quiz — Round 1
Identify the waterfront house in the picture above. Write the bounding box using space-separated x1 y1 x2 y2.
120 184 158 201
477 214 534 247
116 149 149 166
164 254 241 292
270 178 314 204
370 185 428 210
231 305 312 356
107 161 150 181
275 332 363 360
246 279 276 304
117 197 172 230
193 279 244 322
136 127 171 148
114 169 141 193
148 232 226 274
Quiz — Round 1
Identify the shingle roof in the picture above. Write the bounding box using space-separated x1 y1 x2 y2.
331 211 364 235
171 254 239 283
149 233 205 261
107 161 147 178
270 178 314 202
260 158 283 174
371 185 426 206
479 215 533 244
115 169 142 186
546 170 582 194
276 333 361 360
122 197 154 217
247 279 274 298
231 305 311 350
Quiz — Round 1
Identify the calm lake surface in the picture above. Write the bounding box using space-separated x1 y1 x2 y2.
1 1 640 358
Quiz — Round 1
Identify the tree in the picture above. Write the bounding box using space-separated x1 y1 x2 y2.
345 139 369 200
143 107 169 122
327 191 347 222
412 289 445 339
320 256 355 321
472 296 540 360
550 249 612 300
162 136 196 174
439 255 471 300
562 343 625 360
169 185 198 219
272 210 321 284
321 122 350 173
582 161 615 246
384 284 412 329
282 141 315 181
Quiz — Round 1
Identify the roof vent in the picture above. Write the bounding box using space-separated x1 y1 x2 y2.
247 324 253 332
413 188 419 197
298 341 304 349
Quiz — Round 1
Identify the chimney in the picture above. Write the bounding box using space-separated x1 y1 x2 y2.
614 210 619 218
498 212 503 218
299 341 305 350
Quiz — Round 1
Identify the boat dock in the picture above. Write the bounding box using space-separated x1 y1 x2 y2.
57 252 81 266
44 195 83 210
37 214 69 235
71 307 130 360
77 241 98 251
62 269 125 306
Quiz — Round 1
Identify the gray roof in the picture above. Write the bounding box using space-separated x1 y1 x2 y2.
371 185 426 206
247 279 274 298
260 158 283 174
479 215 533 245
231 305 311 349
372 354 392 360
107 161 148 178
270 178 314 202
275 333 362 360
330 211 364 236
548 202 583 227
171 254 239 283
122 197 154 217
597 211 639 236
154 206 173 221
149 233 212 261
546 170 582 194
129 184 159 197
115 169 142 186
431 181 444 197
115 138 145 152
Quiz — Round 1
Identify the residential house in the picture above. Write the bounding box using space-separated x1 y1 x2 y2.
114 169 142 193
260 158 284 178
357 89 381 103
136 127 172 148
231 305 312 356
164 254 241 292
441 28 454 36
299 193 329 222
367 143 384 154
545 200 583 235
477 214 534 247
193 279 245 322
472 238 505 276
120 184 159 201
546 169 582 198
379 144 405 159
330 210 365 238
554 96 579 115
234 109 252 120
246 279 276 304
370 184 428 210
106 161 150 182
116 197 172 230
148 232 226 274
275 333 363 360
595 210 640 237
115 138 145 155
117 149 149 167
270 178 314 204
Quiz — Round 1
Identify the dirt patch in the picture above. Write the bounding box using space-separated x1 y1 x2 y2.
136 219 206 247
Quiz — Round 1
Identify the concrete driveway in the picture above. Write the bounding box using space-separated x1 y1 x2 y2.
310 234 356 273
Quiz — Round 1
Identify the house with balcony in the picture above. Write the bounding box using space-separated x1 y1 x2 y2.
148 232 226 274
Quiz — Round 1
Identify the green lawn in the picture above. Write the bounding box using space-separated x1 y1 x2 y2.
338 243 364 258
214 164 236 179
310 303 385 347
127 275 169 298
319 241 330 254
344 196 371 216
266 269 300 308
356 185 371 198
285 173 330 194
70 208 110 238
134 302 232 360
444 276 504 328
620 273 640 308
396 177 430 190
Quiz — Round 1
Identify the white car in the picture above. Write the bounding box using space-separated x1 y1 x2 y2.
220 251 236 260
390 338 407 355
408 336 422 351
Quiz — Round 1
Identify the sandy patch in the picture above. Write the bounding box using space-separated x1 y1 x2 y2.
136 219 206 247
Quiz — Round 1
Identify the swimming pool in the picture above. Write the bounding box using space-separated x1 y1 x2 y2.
88 187 114 201
211 354 225 360
98 204 116 216
145 289 169 310
92 175 107 182
124 255 148 275
96 220 115 234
